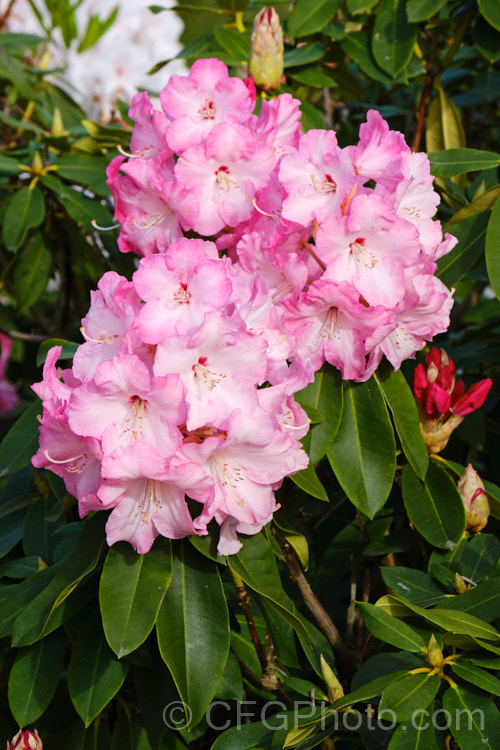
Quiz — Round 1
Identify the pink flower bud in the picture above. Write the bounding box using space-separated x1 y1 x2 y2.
248 7 284 92
457 464 490 533
413 348 492 454
7 730 43 750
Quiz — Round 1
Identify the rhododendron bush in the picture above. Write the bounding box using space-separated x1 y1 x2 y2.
0 3 500 749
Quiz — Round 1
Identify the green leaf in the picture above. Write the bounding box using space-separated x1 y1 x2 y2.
36 338 79 368
380 567 447 608
296 364 343 463
13 232 52 312
290 464 329 501
436 579 500 623
461 534 500 582
446 186 500 228
273 512 309 569
427 86 466 154
288 65 338 88
100 538 172 658
327 378 396 518
406 0 447 22
402 462 465 549
478 0 500 31
68 613 129 727
485 195 500 301
0 400 41 478
346 0 378 14
0 555 39 578
356 602 427 653
0 509 25 558
394 598 499 641
379 672 440 722
283 43 325 68
0 51 35 98
452 661 500 696
429 148 500 177
23 496 63 563
0 154 23 175
388 704 442 749
8 630 65 726
215 651 243 701
2 186 46 252
473 15 500 62
53 154 109 196
372 0 416 77
229 532 309 642
288 0 341 38
210 720 273 750
332 670 412 710
11 514 106 646
374 362 428 480
0 567 56 638
156 541 229 727
438 212 489 288
214 26 249 60
443 683 500 750
340 31 394 84
41 174 113 229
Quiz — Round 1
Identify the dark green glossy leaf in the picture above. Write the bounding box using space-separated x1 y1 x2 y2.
11 514 105 646
0 51 35 98
0 154 23 175
429 148 500 177
346 0 378 13
327 378 396 517
0 555 39 578
100 538 172 658
332 670 411 710
438 212 489 289
0 567 56 638
0 400 41 478
36 338 79 368
0 509 25 558
13 232 52 311
357 602 426 653
443 683 500 750
473 15 500 62
22 495 63 563
380 567 447 608
461 534 500 582
406 0 447 22
54 154 109 196
2 186 45 252
394 598 499 641
485 195 500 301
388 703 442 749
452 661 500 696
283 43 325 68
156 542 229 727
340 31 394 84
375 363 428 480
214 26 249 60
478 0 500 31
436 579 500 623
211 720 274 750
402 462 465 549
372 0 416 77
41 174 113 229
288 65 337 88
288 0 341 38
296 364 343 463
8 630 65 726
290 463 328 501
68 613 129 727
379 672 440 722
229 532 309 642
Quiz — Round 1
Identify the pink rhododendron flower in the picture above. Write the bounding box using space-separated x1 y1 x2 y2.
0 333 18 414
32 59 459 555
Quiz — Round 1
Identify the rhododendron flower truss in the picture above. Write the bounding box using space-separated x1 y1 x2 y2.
33 59 459 555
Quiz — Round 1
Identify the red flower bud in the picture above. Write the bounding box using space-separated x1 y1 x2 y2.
7 730 43 750
413 348 492 454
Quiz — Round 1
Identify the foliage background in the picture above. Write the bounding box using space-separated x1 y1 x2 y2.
0 1 500 748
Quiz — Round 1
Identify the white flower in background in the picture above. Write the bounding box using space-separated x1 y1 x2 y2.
0 0 186 120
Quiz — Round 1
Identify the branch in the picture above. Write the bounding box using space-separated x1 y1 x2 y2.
229 567 267 673
232 651 293 710
274 530 355 671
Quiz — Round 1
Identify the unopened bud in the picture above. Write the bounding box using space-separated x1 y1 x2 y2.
457 464 490 533
7 729 43 750
454 572 468 594
31 152 43 176
320 654 343 702
248 7 284 92
51 108 68 138
426 634 444 669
